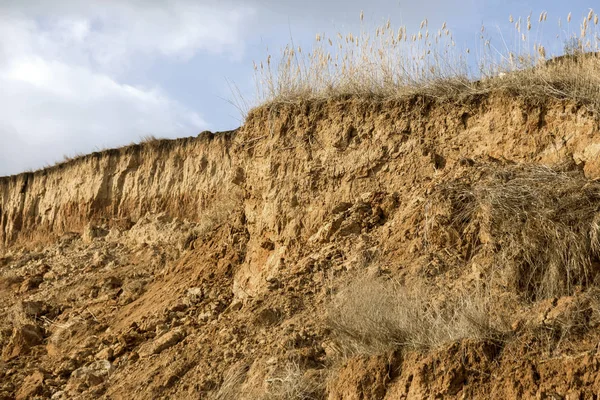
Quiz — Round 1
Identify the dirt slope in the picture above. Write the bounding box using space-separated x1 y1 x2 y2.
2 93 600 399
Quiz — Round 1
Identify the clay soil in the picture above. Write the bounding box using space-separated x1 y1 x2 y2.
3 94 600 399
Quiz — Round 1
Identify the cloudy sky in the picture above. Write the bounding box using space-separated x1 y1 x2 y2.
0 0 595 175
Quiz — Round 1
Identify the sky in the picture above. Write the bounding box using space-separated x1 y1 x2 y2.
0 0 597 176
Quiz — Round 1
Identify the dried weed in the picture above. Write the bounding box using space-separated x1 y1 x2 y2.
433 163 600 300
265 362 325 400
327 278 508 356
210 363 249 400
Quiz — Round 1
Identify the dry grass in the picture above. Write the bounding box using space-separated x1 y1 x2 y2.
548 289 600 334
432 163 600 300
327 278 508 356
511 288 600 357
254 10 600 111
210 363 249 400
265 362 325 400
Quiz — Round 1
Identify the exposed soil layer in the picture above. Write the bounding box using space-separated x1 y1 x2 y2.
2 93 600 399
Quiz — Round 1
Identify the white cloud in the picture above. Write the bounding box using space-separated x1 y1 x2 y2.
0 56 206 175
0 0 256 176
0 1 255 72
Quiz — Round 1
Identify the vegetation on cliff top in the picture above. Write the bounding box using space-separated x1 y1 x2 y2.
253 9 600 112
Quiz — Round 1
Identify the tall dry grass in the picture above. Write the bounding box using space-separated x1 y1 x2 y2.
254 10 600 110
431 163 600 300
326 278 508 356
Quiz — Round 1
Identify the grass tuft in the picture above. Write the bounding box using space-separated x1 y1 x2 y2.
326 278 508 356
210 363 249 400
265 362 325 400
431 163 600 300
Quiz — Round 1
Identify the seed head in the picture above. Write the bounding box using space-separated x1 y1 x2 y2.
538 45 546 58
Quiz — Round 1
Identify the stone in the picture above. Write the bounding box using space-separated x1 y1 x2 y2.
2 324 44 361
15 371 45 400
55 358 80 378
14 300 47 319
18 275 43 293
139 327 186 357
185 287 204 306
95 347 114 361
70 360 113 387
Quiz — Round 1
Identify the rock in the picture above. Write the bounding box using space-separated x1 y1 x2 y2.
260 239 275 250
70 360 113 387
0 272 23 291
14 300 47 319
55 358 81 378
95 347 114 361
2 324 44 361
82 224 108 243
46 320 87 358
51 391 67 400
15 371 45 400
309 216 344 243
139 327 186 357
331 202 353 214
254 308 283 327
197 312 212 323
18 275 43 293
117 331 142 349
43 270 57 281
169 302 188 313
102 276 122 291
231 167 246 185
229 300 243 312
186 287 204 303
336 220 362 237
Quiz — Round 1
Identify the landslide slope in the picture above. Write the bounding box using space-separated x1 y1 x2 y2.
2 92 600 399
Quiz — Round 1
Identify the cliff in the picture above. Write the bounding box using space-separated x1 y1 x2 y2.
2 93 600 399
3 94 600 248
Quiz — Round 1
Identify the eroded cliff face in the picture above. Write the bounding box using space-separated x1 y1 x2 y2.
2 94 600 399
0 132 238 247
3 95 600 249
